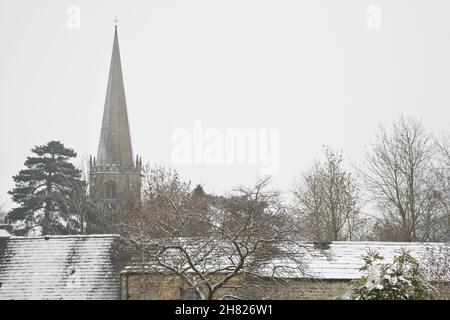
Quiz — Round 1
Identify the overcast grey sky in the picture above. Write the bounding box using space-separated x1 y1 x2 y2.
1 0 450 210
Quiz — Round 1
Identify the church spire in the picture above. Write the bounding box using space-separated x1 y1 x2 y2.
97 25 133 166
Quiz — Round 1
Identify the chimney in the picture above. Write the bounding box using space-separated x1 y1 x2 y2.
313 242 332 250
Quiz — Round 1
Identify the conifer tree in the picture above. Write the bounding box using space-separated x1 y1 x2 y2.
8 141 84 235
192 184 206 197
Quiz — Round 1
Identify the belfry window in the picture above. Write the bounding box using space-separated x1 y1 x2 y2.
105 181 117 200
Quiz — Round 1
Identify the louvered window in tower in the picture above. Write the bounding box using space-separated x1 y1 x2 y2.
105 181 117 200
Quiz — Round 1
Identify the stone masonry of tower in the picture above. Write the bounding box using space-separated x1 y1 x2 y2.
89 26 141 211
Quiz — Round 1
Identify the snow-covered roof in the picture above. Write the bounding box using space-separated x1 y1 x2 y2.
0 234 120 300
121 240 449 281
284 241 448 280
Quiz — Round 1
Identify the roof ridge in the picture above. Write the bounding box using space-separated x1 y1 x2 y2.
8 234 119 240
325 241 448 245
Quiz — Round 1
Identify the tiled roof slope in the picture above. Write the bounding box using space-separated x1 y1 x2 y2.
292 241 448 280
122 240 449 281
0 234 120 300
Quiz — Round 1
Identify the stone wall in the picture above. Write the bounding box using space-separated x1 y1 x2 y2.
120 273 352 300
121 273 182 300
238 278 351 300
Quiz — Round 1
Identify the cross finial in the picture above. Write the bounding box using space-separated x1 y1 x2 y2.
113 16 119 26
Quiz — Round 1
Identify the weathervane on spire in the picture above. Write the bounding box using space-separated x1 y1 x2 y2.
113 16 119 27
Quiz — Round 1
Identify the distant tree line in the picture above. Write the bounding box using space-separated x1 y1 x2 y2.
6 115 450 243
294 116 450 242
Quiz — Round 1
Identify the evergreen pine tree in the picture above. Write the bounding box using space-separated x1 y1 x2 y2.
8 141 84 235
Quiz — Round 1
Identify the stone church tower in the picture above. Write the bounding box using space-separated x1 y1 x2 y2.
90 25 141 210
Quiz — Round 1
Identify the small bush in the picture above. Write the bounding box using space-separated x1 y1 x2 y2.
348 249 436 300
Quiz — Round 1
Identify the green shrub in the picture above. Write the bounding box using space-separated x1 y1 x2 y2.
348 249 436 300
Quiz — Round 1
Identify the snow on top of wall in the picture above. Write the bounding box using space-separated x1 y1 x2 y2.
0 234 120 300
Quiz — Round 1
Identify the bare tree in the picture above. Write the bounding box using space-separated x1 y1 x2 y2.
437 132 450 166
362 116 443 242
50 157 124 235
0 202 7 224
292 146 363 241
51 176 126 234
436 132 450 240
121 171 306 300
136 165 208 238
